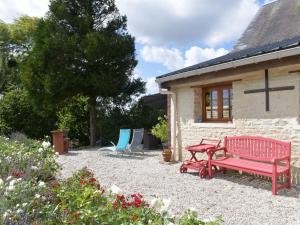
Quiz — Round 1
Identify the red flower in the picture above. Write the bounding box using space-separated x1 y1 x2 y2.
116 195 125 201
122 202 127 208
89 177 97 183
11 169 25 178
80 180 87 186
133 197 142 207
113 201 118 209
137 193 143 198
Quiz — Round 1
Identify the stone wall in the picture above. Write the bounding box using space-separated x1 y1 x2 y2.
172 68 300 184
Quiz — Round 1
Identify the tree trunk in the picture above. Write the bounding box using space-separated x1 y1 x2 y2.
88 96 97 147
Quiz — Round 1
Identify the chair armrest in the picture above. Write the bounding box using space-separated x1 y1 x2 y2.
271 156 290 164
207 147 227 159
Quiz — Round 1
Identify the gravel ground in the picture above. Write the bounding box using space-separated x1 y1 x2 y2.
57 148 300 225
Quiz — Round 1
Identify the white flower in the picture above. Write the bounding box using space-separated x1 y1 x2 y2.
188 207 197 213
16 209 23 214
22 203 28 207
31 166 38 171
38 181 46 188
38 148 43 153
108 185 122 195
6 176 12 181
3 210 10 220
5 156 11 163
7 185 14 191
150 197 171 214
8 179 16 191
35 194 41 199
42 141 51 149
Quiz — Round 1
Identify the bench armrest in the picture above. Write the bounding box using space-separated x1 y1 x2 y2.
207 147 227 159
271 156 290 164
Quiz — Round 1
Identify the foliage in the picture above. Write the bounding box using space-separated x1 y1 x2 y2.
0 89 57 139
22 0 145 145
57 95 89 146
0 16 39 93
0 136 60 224
151 116 168 143
97 99 164 145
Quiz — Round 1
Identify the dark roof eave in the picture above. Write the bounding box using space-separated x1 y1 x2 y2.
156 35 300 83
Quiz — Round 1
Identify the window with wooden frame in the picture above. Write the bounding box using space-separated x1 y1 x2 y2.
202 85 233 122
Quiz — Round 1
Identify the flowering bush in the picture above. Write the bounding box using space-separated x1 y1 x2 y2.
0 137 222 225
0 136 59 224
0 136 59 182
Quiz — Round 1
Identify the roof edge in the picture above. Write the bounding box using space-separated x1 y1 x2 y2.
156 46 300 84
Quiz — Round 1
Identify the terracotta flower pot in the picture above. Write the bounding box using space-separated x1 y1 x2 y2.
162 148 172 162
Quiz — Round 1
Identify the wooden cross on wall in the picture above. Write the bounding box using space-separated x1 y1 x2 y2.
244 69 295 111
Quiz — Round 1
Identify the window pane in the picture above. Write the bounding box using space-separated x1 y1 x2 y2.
223 109 230 118
205 92 211 118
212 90 218 100
212 109 218 118
205 93 211 107
223 89 229 98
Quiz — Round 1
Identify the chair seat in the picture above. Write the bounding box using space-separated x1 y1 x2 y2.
212 157 288 174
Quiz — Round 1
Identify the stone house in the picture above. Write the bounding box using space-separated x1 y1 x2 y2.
155 0 300 184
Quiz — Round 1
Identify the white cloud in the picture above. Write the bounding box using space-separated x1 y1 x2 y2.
133 69 159 95
0 0 49 22
145 77 159 95
116 0 260 47
264 0 277 4
0 0 260 47
141 45 229 71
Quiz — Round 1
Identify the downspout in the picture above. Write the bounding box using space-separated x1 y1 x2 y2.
159 87 177 162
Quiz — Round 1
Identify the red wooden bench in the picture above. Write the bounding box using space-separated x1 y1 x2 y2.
208 136 291 195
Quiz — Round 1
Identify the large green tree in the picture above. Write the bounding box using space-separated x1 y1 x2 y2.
22 0 145 146
0 16 39 93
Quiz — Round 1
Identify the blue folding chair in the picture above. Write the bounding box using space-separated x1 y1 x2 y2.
99 129 131 153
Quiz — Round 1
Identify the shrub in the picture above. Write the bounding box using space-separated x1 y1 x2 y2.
0 136 60 224
151 116 168 143
57 95 89 146
0 89 57 139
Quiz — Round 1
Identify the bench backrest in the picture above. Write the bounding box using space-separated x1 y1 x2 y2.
224 136 291 162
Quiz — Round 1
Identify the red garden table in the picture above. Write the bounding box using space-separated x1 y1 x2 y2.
180 139 221 178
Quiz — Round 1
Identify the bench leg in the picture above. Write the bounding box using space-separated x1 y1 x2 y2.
272 175 277 195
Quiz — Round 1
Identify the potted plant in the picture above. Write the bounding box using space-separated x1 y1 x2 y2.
151 116 172 162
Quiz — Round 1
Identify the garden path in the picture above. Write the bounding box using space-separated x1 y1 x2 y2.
57 149 300 225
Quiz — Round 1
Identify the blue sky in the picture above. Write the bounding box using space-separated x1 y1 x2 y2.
0 0 271 94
